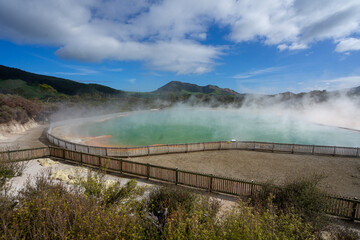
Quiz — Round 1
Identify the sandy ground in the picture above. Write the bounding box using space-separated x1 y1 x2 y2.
130 150 360 198
6 158 151 195
0 124 49 151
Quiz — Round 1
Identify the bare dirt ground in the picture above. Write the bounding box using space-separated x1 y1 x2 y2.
0 124 49 151
130 150 360 198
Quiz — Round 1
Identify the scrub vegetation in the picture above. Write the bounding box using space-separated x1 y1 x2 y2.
0 159 26 189
0 165 358 240
0 94 42 124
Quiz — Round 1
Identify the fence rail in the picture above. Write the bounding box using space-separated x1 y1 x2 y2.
47 145 360 221
0 147 50 162
47 133 360 158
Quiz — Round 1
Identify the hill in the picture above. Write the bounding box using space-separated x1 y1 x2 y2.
0 65 358 104
154 81 241 96
0 65 122 96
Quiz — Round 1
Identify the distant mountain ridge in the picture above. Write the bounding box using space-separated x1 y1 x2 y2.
154 81 241 96
0 65 359 102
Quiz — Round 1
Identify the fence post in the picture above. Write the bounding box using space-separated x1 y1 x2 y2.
250 180 254 196
175 168 178 185
271 143 275 153
147 163 150 180
62 148 65 159
80 152 83 164
291 144 294 154
185 143 188 153
120 158 123 173
203 142 205 151
105 148 108 156
7 150 11 161
312 145 315 155
209 174 213 193
147 146 150 156
98 156 101 167
333 146 336 156
357 148 359 158
46 147 50 157
352 198 358 221
167 145 169 154
87 146 90 154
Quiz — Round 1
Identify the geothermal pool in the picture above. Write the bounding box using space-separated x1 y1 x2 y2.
71 108 360 148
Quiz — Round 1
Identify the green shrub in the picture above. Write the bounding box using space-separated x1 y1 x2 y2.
76 169 144 206
3 177 145 239
147 186 197 216
161 196 313 240
251 175 329 229
0 160 26 188
220 200 314 240
0 173 319 240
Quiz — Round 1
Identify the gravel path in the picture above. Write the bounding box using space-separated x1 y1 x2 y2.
130 150 360 197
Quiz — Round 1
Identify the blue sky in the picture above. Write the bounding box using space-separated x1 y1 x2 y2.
0 0 360 94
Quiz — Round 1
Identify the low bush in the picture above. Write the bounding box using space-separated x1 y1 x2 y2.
0 172 322 240
251 175 329 229
3 177 145 239
0 160 26 188
0 105 12 124
146 186 197 216
219 200 314 240
0 94 42 124
75 169 145 206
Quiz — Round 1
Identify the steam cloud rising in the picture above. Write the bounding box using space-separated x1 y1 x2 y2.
49 88 360 147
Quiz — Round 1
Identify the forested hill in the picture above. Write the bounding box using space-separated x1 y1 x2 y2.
0 65 122 96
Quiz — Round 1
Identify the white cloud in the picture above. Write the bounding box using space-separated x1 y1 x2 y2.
233 74 252 79
54 65 99 76
55 72 93 76
0 0 360 74
335 38 360 52
107 68 123 72
128 78 136 84
319 76 360 90
233 67 283 79
278 43 308 51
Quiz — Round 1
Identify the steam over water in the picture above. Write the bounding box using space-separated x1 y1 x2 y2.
75 108 360 147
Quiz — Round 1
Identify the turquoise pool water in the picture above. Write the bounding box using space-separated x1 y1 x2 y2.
74 108 360 147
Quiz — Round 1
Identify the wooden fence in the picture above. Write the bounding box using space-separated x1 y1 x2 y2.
47 133 360 158
0 147 50 162
0 146 358 221
48 146 360 221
